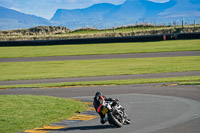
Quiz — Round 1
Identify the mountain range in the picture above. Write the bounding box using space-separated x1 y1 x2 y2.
0 6 50 30
0 0 200 30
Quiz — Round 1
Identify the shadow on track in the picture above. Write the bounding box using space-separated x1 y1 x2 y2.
60 124 114 131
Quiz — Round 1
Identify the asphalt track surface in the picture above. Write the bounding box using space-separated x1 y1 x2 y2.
1 50 200 133
0 51 200 85
0 71 199 85
0 84 200 133
0 51 200 62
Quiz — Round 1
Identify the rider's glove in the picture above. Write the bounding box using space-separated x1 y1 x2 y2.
114 99 119 102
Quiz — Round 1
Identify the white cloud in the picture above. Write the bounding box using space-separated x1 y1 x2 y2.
148 0 170 3
93 0 125 4
10 7 20 12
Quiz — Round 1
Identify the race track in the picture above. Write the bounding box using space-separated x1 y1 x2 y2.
0 51 200 62
0 51 200 85
0 50 200 133
1 83 200 133
58 93 200 133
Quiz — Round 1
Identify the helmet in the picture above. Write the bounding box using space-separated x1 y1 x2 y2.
95 91 102 98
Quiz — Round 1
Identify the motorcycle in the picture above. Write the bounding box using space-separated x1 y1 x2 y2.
100 100 131 127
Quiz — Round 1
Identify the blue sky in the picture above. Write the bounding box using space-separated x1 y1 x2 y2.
0 0 170 19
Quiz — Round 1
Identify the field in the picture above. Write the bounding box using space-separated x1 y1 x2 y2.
0 39 200 58
0 56 200 81
0 95 87 133
0 39 200 88
0 39 200 133
1 25 200 41
71 25 200 34
71 25 174 34
1 76 199 89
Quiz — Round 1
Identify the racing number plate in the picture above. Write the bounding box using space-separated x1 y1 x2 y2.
102 108 108 115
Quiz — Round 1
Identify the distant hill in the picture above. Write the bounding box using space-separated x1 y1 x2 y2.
1 0 200 30
0 6 51 30
51 3 117 23
104 0 176 22
159 0 200 18
51 3 120 29
51 0 200 29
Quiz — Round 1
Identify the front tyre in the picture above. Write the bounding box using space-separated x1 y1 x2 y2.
107 112 123 128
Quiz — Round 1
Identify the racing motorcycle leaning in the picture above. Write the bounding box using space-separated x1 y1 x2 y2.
100 99 131 127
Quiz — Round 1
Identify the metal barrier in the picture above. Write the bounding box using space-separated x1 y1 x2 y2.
0 33 199 46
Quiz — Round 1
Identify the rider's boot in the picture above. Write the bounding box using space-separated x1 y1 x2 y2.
124 112 131 124
100 117 108 124
125 118 131 124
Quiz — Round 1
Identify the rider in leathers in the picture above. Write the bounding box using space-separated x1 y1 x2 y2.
93 91 131 124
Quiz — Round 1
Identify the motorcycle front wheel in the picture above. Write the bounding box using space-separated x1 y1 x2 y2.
107 112 123 128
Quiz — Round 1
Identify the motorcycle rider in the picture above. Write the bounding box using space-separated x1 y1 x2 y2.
93 91 131 124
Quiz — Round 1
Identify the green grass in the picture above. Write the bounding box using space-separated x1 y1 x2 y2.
113 26 172 33
0 95 87 133
0 76 199 89
67 25 200 34
70 26 172 34
178 81 200 85
0 56 200 81
0 39 200 58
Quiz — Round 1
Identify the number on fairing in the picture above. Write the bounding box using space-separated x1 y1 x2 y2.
102 108 108 115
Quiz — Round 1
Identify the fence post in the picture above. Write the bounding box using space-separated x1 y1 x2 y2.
173 21 176 29
182 20 184 28
142 26 144 35
163 34 166 41
132 25 134 32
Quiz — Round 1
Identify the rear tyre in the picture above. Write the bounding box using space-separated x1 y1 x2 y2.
107 112 123 128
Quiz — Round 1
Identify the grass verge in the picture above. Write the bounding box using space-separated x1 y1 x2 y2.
0 76 199 89
0 56 200 81
0 95 87 133
178 81 200 85
0 39 200 58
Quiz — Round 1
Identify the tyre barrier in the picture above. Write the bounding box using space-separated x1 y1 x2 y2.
0 32 199 46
